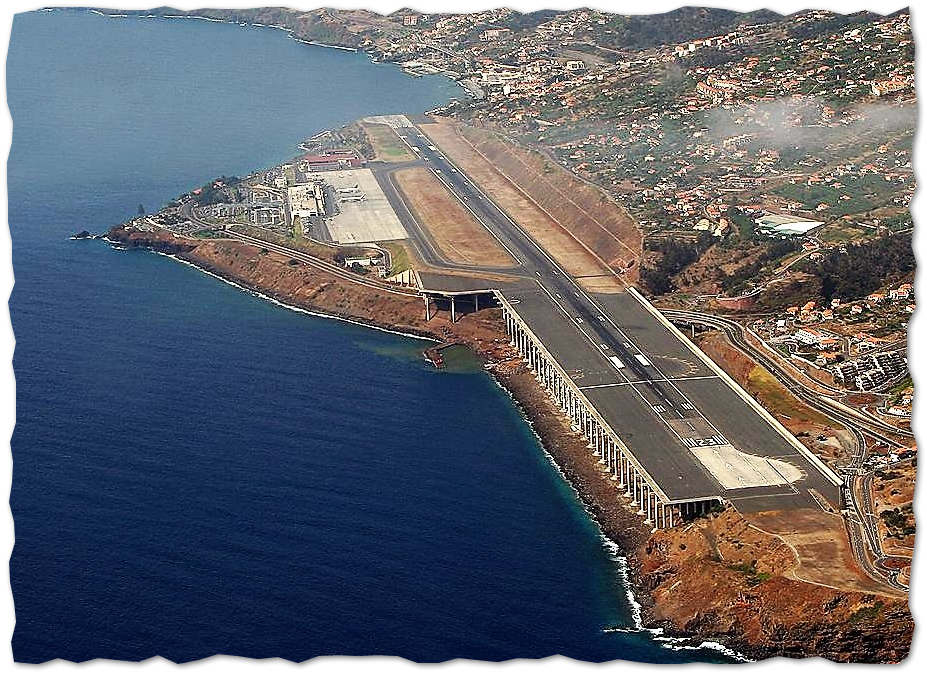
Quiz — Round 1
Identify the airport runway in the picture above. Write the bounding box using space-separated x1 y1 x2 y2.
387 121 842 509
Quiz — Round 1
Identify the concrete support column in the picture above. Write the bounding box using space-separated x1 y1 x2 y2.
474 294 479 312
424 295 432 321
451 296 456 323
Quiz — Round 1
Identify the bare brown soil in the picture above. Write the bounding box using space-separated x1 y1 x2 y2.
639 508 912 662
742 509 891 594
696 331 853 464
871 462 916 562
458 123 642 273
420 119 627 294
392 167 516 268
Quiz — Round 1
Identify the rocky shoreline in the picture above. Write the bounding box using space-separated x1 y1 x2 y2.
103 225 913 663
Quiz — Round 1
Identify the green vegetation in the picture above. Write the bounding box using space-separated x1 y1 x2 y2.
192 229 227 239
816 221 870 245
381 241 413 276
748 366 829 425
880 507 915 539
363 123 414 163
726 206 755 239
230 224 341 262
804 234 914 302
772 174 899 218
639 232 714 294
727 561 772 586
191 175 242 207
850 601 886 624
719 238 801 295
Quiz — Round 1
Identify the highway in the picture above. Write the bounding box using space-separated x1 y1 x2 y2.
662 308 912 590
663 309 912 445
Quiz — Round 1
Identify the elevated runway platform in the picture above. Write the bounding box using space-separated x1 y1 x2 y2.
497 284 842 523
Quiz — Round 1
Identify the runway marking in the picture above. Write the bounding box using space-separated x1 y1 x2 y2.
681 436 728 448
578 375 721 390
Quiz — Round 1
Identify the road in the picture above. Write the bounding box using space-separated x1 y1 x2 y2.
397 129 741 455
662 308 911 590
663 309 912 445
180 201 421 298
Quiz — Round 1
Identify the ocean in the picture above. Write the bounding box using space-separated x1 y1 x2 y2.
7 9 729 663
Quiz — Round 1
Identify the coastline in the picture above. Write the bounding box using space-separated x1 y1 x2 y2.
102 225 914 663
102 226 730 658
83 9 415 65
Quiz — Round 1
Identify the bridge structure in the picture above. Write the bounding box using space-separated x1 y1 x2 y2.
372 117 845 530
495 287 844 529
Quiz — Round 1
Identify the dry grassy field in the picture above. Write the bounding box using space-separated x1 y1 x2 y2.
393 167 516 268
420 119 628 293
744 509 899 596
459 124 642 271
362 122 414 163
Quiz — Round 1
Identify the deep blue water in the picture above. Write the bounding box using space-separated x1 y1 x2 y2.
8 10 724 663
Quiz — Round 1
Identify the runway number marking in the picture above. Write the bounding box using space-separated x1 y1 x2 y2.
683 435 728 448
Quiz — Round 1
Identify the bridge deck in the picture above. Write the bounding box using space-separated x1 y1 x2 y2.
503 284 841 507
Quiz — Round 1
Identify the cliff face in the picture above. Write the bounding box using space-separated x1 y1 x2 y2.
637 509 913 663
107 226 913 663
109 226 435 337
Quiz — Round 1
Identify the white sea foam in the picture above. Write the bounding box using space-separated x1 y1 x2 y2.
661 639 751 662
484 370 750 661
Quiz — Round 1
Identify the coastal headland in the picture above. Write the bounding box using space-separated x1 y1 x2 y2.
106 220 912 663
